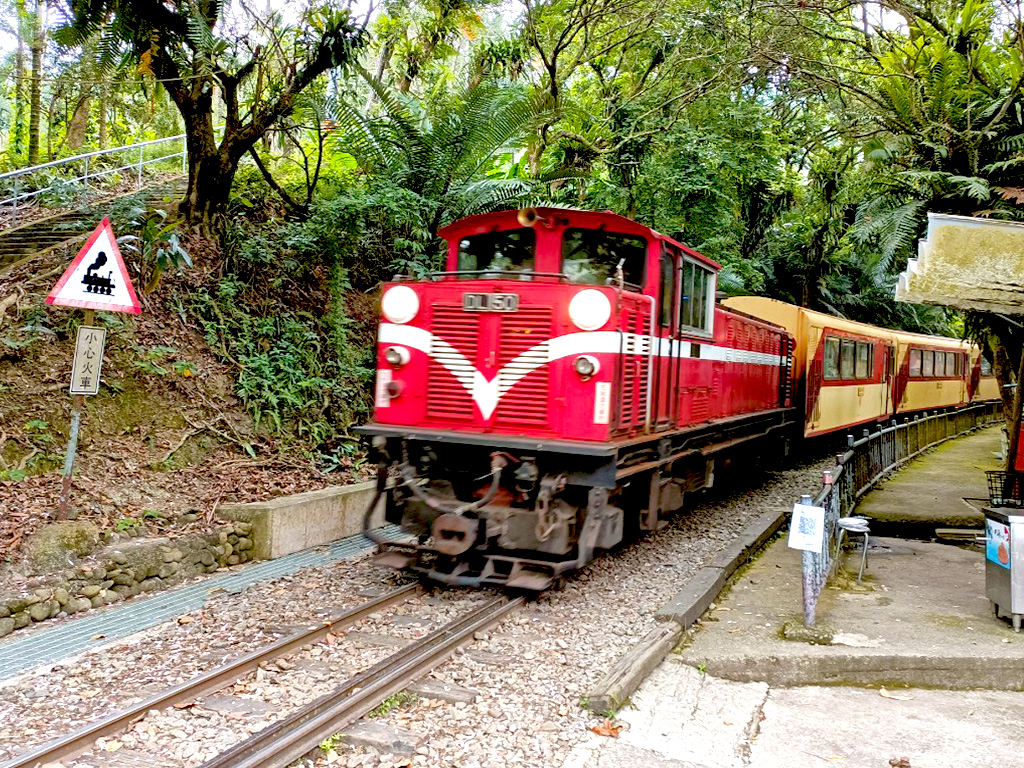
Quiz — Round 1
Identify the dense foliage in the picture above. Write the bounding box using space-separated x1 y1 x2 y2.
4 0 1024 463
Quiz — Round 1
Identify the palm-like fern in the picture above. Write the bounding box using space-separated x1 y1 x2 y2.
327 75 556 234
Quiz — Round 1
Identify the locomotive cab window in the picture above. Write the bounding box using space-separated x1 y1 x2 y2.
658 248 676 327
824 337 840 380
981 357 993 376
457 228 536 277
679 258 715 334
561 229 646 288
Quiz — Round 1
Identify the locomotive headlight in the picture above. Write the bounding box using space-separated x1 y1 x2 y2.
384 345 411 367
574 355 600 379
568 289 612 331
381 285 420 324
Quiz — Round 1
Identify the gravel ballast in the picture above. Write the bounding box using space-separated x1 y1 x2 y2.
0 458 830 767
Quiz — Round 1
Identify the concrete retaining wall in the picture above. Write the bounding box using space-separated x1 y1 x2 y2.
218 480 386 560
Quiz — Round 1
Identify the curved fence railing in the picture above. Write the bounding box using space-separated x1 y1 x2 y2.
0 135 187 226
800 401 1003 626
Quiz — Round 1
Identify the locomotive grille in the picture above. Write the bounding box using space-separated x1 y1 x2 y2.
427 305 479 419
494 306 552 425
616 309 650 434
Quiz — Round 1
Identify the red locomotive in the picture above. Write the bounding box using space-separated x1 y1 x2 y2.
359 208 797 590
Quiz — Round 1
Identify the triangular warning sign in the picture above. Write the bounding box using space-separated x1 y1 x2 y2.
46 218 141 314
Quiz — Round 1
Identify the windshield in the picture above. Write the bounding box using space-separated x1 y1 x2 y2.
561 229 646 287
457 228 536 276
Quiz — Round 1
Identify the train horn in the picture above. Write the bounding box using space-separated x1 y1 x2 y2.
517 207 545 228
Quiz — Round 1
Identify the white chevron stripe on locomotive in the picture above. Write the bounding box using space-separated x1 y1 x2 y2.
378 323 784 419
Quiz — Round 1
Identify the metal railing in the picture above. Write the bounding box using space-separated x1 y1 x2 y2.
800 401 1003 626
0 135 187 226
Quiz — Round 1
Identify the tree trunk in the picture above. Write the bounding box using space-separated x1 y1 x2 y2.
67 95 91 150
98 84 108 148
10 4 26 156
1006 349 1024 473
27 0 45 166
177 107 247 234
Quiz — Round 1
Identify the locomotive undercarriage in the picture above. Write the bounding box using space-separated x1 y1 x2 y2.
362 408 796 591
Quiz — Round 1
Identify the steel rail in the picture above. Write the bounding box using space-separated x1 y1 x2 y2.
0 583 420 768
199 595 524 768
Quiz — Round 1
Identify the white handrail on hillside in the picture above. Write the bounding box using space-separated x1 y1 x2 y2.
0 134 187 226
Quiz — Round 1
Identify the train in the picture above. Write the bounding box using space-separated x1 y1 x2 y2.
357 207 998 590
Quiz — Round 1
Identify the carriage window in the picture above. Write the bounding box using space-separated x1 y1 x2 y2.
824 337 840 380
561 229 646 287
679 259 714 333
457 228 536 276
922 350 934 377
909 348 922 377
659 250 675 327
934 352 946 377
855 342 872 379
947 352 958 376
981 357 993 376
840 340 856 379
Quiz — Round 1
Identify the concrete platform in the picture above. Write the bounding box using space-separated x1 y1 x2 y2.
565 424 1024 768
683 536 1024 689
856 425 1002 527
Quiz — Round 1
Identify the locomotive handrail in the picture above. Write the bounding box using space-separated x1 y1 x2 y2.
422 269 572 281
799 401 1002 626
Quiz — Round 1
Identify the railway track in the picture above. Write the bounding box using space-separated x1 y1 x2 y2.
3 585 522 768
200 594 523 768
2 583 418 768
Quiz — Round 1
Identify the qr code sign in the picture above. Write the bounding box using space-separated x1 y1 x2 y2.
788 504 825 553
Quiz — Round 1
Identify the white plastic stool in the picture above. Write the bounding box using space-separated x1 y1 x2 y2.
835 516 870 582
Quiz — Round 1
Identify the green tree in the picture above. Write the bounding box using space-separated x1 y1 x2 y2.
59 0 364 233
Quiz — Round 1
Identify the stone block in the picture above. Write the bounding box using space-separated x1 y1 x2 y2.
0 617 14 637
218 480 387 560
23 521 100 573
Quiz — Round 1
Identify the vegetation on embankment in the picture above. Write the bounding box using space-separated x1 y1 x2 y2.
0 179 384 562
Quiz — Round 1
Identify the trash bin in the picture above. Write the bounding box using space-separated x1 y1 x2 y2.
983 505 1024 632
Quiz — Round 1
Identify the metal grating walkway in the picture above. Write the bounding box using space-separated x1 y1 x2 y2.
0 525 403 682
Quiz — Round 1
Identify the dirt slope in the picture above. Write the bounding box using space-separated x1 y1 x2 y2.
0 235 367 563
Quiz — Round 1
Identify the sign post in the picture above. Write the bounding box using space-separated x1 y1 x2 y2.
47 219 141 520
